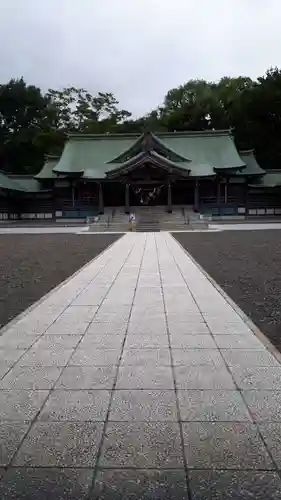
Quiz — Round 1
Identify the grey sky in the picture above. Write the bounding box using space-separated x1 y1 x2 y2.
0 0 280 116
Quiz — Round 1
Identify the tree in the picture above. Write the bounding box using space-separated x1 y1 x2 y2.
238 68 281 166
46 87 131 133
0 78 54 173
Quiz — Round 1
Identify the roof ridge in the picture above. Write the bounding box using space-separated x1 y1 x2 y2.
240 149 255 155
68 129 232 140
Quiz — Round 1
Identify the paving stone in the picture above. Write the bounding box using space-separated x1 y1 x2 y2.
202 313 249 324
243 390 281 421
0 366 63 390
97 305 132 317
13 422 103 467
0 334 40 349
4 319 53 337
174 366 235 390
214 335 264 350
38 390 110 421
189 470 281 500
170 335 217 349
130 309 164 321
109 390 178 422
208 323 253 336
167 313 205 324
258 423 281 469
3 232 280 477
131 306 165 318
178 390 251 421
59 305 98 322
69 348 121 365
55 366 117 389
79 335 125 349
45 322 89 335
116 366 174 389
0 349 26 366
127 322 167 336
121 349 171 366
172 348 224 367
87 320 127 335
32 334 83 350
0 467 94 500
0 366 11 380
221 349 280 367
99 422 184 468
0 422 30 466
0 390 49 420
124 334 169 349
182 422 274 469
72 289 109 306
18 349 74 367
92 469 188 500
230 366 281 390
168 322 210 335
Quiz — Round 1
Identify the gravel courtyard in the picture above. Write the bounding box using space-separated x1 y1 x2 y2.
0 233 121 329
174 230 281 352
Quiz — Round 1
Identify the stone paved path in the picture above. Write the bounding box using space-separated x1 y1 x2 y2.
1 232 281 498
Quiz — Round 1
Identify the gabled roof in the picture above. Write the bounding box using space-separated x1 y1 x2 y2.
106 151 190 178
0 172 24 192
108 132 190 163
49 130 245 180
249 170 281 188
158 131 245 172
0 172 44 193
238 151 265 176
53 135 138 178
35 156 60 179
8 175 43 192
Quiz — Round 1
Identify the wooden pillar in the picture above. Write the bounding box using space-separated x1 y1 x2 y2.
194 179 199 212
224 179 228 204
52 181 56 219
7 191 10 220
125 183 130 214
244 181 248 216
71 181 75 208
98 182 104 214
217 177 221 214
167 182 172 213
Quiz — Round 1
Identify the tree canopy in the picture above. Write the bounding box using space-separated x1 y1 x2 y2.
1 68 281 173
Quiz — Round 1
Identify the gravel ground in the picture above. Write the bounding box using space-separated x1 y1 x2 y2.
173 230 281 352
0 233 121 329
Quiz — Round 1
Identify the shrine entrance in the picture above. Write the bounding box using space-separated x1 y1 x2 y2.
130 182 167 206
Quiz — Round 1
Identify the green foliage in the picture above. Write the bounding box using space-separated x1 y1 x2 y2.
1 69 281 173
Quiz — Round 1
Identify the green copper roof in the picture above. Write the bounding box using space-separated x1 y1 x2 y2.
48 130 245 180
54 135 138 178
35 156 60 179
0 172 43 193
8 176 43 192
158 131 245 171
250 170 281 188
238 151 265 176
188 162 215 177
0 172 24 192
106 151 191 178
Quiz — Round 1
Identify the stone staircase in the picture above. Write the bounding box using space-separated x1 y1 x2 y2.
135 206 160 232
88 205 209 232
134 206 190 232
186 210 209 230
88 208 129 232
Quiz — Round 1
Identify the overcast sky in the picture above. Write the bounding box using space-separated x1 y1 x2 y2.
0 0 280 116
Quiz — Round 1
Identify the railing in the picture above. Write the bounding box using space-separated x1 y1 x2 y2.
106 214 111 229
182 207 189 225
